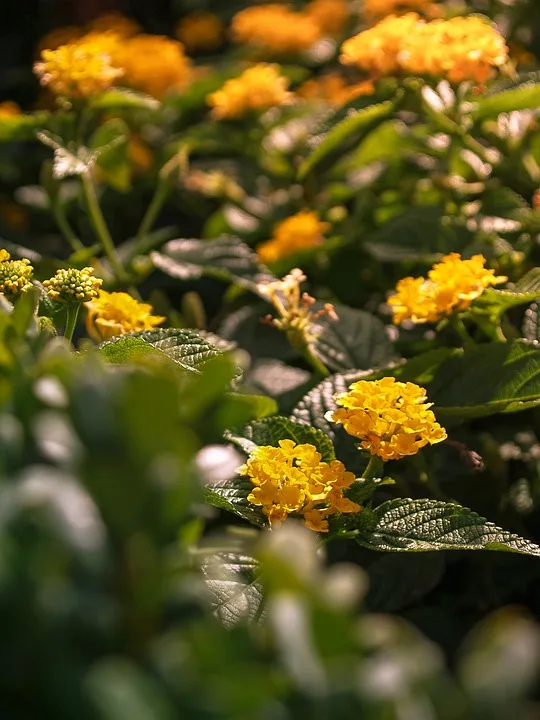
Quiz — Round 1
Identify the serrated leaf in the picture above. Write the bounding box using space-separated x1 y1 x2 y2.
523 302 540 343
98 328 230 372
313 304 396 373
151 236 275 291
476 268 540 314
90 88 160 110
298 99 395 180
203 476 264 526
428 341 540 420
355 498 540 556
201 551 263 627
472 73 540 120
226 415 336 461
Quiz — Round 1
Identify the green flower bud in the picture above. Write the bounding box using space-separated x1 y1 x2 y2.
43 266 103 303
0 250 34 297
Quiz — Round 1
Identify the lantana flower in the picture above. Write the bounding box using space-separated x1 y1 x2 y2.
238 439 360 532
326 377 447 461
231 5 322 55
176 12 224 54
387 252 507 325
0 250 34 297
257 211 330 264
43 267 102 303
85 290 165 341
208 64 292 120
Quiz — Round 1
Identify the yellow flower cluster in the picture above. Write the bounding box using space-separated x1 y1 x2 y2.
257 211 330 264
85 290 165 342
34 33 124 99
257 268 337 347
208 63 292 120
341 13 509 83
298 73 374 107
0 250 33 296
113 35 192 99
176 12 224 53
43 267 102 303
306 0 351 36
231 4 322 55
238 439 360 532
387 252 507 325
327 377 447 461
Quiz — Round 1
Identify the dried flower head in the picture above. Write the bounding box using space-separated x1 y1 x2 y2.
257 211 330 264
208 63 292 120
387 252 507 325
113 35 192 99
231 5 321 55
257 268 337 347
326 377 447 461
85 290 165 341
34 33 123 99
0 250 33 297
43 267 102 303
176 12 224 53
238 439 360 531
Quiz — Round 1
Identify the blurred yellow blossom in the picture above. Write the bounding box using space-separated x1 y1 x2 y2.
0 250 33 297
208 63 292 119
238 439 360 531
44 267 102 303
0 101 21 118
341 13 508 83
363 0 439 21
298 73 374 106
87 12 141 38
257 210 330 263
399 15 509 83
340 13 421 76
176 12 224 53
306 0 350 35
34 33 123 99
85 290 165 341
327 377 447 461
257 268 337 347
113 35 192 99
387 253 507 325
37 26 83 53
231 5 321 55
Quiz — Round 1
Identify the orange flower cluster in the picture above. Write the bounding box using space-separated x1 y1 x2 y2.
341 13 509 83
208 63 292 119
257 211 329 263
176 12 224 53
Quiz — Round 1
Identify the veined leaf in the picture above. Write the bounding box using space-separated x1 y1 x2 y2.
201 551 263 627
355 498 540 556
298 99 395 180
203 476 264 527
476 268 540 314
226 415 336 461
523 302 540 343
151 236 275 291
99 328 232 372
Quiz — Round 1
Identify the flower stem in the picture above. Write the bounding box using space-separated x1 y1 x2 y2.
362 455 383 480
301 343 331 378
81 173 128 283
51 200 84 253
448 313 474 347
64 302 81 343
135 180 170 245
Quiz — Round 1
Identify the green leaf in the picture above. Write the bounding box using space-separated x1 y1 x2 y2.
523 301 540 343
203 476 265 527
355 498 540 556
298 99 395 180
428 341 540 420
471 73 540 120
151 236 275 292
313 304 396 373
226 415 336 462
224 393 278 420
244 359 311 413
90 118 130 193
475 268 540 315
90 88 160 110
99 328 230 372
201 551 263 627
0 112 49 142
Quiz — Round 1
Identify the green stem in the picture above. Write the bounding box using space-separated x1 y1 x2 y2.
52 200 84 253
81 173 128 283
135 180 170 245
64 302 81 343
448 313 474 347
362 455 383 480
301 343 330 378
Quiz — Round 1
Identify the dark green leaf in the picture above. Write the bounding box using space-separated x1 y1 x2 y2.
151 236 274 291
356 498 540 556
203 476 264 526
